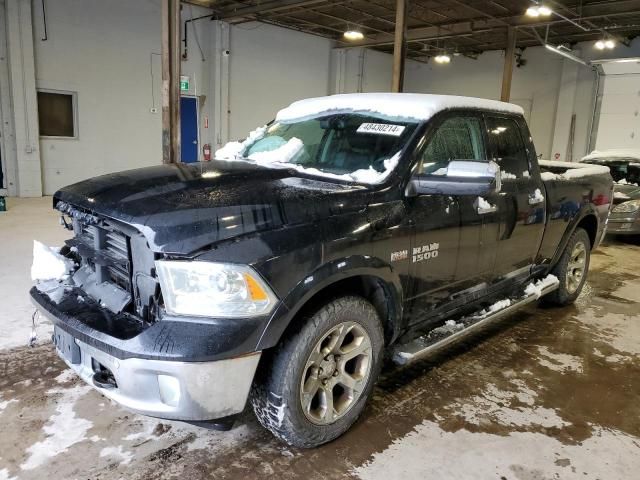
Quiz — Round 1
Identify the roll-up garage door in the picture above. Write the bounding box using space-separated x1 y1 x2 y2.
594 61 640 151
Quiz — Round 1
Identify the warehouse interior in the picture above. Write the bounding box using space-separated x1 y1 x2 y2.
1 1 640 479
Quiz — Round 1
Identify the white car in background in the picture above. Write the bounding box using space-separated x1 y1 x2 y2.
581 149 640 236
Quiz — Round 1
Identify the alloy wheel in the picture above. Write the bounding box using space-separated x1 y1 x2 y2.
566 240 587 294
299 321 372 425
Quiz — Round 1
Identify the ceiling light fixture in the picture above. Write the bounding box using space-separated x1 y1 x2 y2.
595 38 615 50
434 54 451 64
526 4 552 17
343 30 364 41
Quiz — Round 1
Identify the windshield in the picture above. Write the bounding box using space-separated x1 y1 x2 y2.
218 113 419 183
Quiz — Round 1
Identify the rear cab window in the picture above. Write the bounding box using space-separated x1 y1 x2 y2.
485 116 530 180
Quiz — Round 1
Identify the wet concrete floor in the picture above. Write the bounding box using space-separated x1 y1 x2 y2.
1 238 639 479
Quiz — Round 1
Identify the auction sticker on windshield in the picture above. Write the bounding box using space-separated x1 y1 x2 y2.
357 123 406 136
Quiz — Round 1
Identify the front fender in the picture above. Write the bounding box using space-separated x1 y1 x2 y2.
255 255 404 350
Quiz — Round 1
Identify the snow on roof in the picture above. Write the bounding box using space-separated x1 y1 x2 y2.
275 93 524 123
581 149 640 162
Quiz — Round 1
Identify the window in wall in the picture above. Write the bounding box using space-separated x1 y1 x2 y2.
485 116 529 179
419 116 486 175
37 90 77 138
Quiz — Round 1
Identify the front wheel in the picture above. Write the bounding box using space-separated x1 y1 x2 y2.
543 227 591 306
250 296 384 448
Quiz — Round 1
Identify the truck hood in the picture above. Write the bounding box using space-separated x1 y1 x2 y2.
54 161 368 254
613 184 640 202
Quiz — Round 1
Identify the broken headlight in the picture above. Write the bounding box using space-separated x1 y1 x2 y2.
155 261 277 318
613 200 640 214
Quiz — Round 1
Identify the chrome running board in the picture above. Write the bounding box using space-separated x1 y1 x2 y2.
392 278 560 366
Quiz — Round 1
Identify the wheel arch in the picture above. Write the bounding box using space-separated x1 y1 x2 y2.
256 257 404 351
549 209 600 270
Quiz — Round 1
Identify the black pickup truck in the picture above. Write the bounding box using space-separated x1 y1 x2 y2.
31 93 613 448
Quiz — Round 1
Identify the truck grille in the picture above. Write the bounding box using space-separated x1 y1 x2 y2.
57 200 159 320
76 222 132 293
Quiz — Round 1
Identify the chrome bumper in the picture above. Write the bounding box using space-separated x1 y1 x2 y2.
607 218 640 235
55 334 261 421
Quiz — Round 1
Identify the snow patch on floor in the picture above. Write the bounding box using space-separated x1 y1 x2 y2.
536 346 584 373
0 397 18 413
613 282 640 303
352 422 640 480
453 383 569 429
20 385 93 470
579 308 640 356
55 369 76 384
0 468 18 480
99 445 133 465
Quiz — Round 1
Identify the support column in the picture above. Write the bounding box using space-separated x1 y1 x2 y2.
6 0 41 196
391 0 408 93
500 26 516 102
161 0 181 164
551 59 580 162
213 21 230 148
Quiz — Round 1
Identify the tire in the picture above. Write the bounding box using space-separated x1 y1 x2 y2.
250 296 384 448
543 227 591 306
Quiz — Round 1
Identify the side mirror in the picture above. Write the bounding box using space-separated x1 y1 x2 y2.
406 160 501 197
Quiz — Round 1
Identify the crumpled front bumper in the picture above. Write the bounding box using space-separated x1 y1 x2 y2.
32 285 263 421
52 328 260 421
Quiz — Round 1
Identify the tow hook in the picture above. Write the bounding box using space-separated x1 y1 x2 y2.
92 370 118 389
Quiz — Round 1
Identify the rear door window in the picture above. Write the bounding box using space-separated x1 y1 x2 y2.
485 116 530 179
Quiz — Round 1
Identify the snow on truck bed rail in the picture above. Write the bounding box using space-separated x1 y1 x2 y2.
276 93 524 123
581 148 640 163
538 160 610 181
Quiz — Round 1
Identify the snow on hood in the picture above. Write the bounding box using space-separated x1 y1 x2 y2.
276 93 524 123
581 148 640 163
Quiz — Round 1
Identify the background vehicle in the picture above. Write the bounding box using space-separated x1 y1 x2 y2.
31 94 613 448
581 150 640 236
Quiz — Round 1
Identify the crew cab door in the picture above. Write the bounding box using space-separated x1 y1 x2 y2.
405 113 499 324
485 115 546 279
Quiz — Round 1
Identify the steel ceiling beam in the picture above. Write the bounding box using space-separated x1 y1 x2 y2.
217 0 332 21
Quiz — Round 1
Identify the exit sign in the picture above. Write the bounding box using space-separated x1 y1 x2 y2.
180 75 190 91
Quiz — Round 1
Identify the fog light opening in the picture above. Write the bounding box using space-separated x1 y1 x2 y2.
158 374 181 407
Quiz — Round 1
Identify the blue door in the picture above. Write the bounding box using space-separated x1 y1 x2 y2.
180 97 198 163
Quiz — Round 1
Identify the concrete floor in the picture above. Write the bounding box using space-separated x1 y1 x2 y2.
1 197 639 480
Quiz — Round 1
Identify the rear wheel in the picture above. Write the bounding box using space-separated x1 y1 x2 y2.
250 296 384 448
543 227 591 306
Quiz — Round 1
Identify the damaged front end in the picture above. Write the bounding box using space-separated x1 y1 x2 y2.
41 200 160 321
30 200 263 423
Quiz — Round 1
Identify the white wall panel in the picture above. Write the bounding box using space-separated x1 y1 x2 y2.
227 23 331 140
